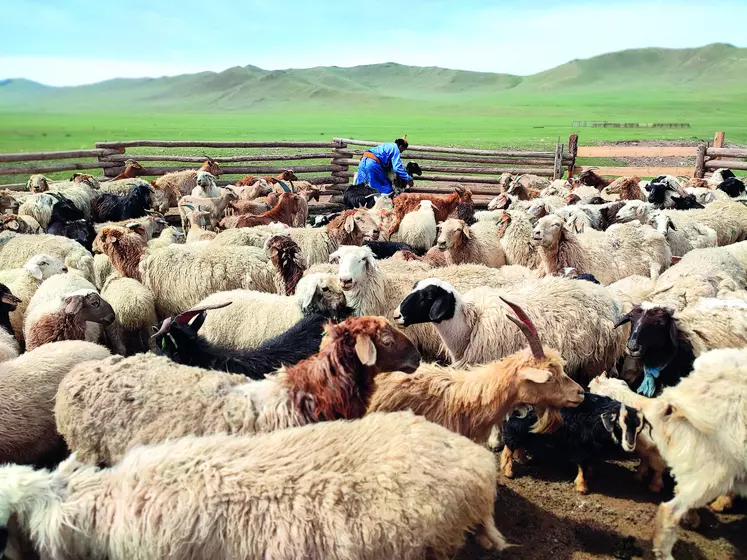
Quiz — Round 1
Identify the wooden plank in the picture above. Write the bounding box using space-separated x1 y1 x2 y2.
567 134 578 178
576 146 697 157
695 144 707 178
572 166 694 178
104 153 337 163
336 150 560 166
706 147 747 158
704 160 747 171
133 164 336 176
331 159 556 175
0 161 119 176
0 148 124 163
713 132 725 160
95 140 338 149
334 169 554 183
333 137 554 158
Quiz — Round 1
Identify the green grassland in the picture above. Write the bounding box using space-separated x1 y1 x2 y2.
1 43 745 181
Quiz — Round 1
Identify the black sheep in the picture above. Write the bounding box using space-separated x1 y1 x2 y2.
0 283 21 338
647 179 704 210
717 177 746 198
364 240 424 258
91 184 151 223
501 393 644 494
153 302 352 379
46 198 96 251
343 183 381 209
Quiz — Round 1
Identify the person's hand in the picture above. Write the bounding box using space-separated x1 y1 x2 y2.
407 180 414 187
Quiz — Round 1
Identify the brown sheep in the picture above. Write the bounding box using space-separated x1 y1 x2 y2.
93 226 148 281
387 186 472 238
150 158 223 212
605 176 645 201
226 193 303 228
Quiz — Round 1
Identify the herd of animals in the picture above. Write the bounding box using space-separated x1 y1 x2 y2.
0 155 746 560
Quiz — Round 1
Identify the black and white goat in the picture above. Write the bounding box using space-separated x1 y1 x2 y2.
501 393 645 493
717 177 746 198
91 183 152 223
153 302 346 379
46 196 96 251
647 175 704 210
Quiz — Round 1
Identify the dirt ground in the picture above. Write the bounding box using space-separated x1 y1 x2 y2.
456 456 746 560
593 139 745 171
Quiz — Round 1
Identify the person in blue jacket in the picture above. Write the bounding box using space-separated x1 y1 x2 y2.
356 136 414 195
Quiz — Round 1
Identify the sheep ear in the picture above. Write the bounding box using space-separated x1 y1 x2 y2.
429 295 453 322
668 220 677 231
28 264 43 281
354 334 377 366
599 371 608 380
64 296 83 315
520 368 552 384
462 225 472 239
344 215 355 233
601 411 618 433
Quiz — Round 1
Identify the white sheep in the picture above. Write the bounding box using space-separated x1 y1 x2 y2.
146 226 184 250
0 232 94 281
642 348 747 560
0 340 110 466
1 411 507 560
474 209 541 269
100 273 157 356
396 199 436 253
394 277 626 378
532 215 671 285
434 218 506 268
0 254 68 344
190 170 220 198
0 325 18 363
680 199 747 246
648 211 718 256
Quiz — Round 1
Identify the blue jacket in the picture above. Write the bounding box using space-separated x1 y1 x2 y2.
369 143 411 182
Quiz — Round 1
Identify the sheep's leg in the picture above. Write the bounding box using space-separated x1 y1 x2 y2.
487 425 503 451
500 446 515 478
474 518 510 551
710 492 734 513
513 448 528 464
574 464 589 494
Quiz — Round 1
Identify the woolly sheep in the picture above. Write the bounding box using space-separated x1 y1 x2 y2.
100 273 157 356
678 199 747 246
146 226 184 250
1 412 506 560
394 277 626 379
642 348 747 560
396 199 437 253
532 216 671 285
191 273 350 350
98 177 151 195
0 340 110 466
475 209 541 269
648 211 718 256
0 254 68 344
0 232 94 282
434 218 507 268
55 316 420 465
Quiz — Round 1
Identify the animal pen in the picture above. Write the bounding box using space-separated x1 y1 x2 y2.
0 133 741 213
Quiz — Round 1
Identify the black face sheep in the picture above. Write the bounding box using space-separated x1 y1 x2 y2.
364 239 424 258
343 183 380 209
153 301 350 379
717 177 746 198
91 183 152 223
501 393 646 494
0 284 21 362
46 198 96 252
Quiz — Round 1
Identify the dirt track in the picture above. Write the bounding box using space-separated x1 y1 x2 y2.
457 457 746 560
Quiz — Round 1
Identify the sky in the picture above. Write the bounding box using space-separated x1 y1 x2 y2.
1 0 746 86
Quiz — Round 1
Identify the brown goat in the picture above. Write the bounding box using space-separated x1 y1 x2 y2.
288 316 420 422
70 173 100 188
235 170 298 188
230 192 279 216
26 293 115 351
388 186 472 238
369 298 584 443
112 161 144 181
605 176 644 201
578 168 613 189
93 226 148 281
150 158 224 212
507 180 541 200
228 192 302 228
265 234 306 296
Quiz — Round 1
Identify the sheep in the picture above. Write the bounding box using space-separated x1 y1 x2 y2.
92 226 148 281
679 199 747 246
212 209 380 266
363 239 423 259
0 341 110 468
90 183 151 223
152 301 340 378
532 215 671 284
189 273 349 350
434 218 506 268
0 254 68 345
140 243 288 316
99 273 156 356
17 192 61 229
368 193 393 228
225 192 304 228
685 186 731 205
147 226 184 249
1 411 508 560
511 173 552 192
647 211 718 256
24 174 72 194
501 393 644 493
26 290 114 351
0 232 94 282
0 284 21 362
717 176 746 198
343 182 379 208
647 175 703 210
0 213 42 234
641 348 747 560
0 189 21 214
475 209 541 269
95 212 167 241
577 168 614 189
45 180 100 220
386 186 472 238
178 189 237 232
190 170 220 198
603 176 646 201
46 197 96 251
55 316 421 466
150 157 223 212
393 277 626 379
588 373 667 492
613 302 747 397
709 167 736 184
396 199 437 253
370 297 585 443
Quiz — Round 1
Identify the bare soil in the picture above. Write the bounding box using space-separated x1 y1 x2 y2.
592 140 745 171
457 457 746 560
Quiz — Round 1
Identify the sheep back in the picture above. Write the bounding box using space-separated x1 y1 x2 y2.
0 233 94 281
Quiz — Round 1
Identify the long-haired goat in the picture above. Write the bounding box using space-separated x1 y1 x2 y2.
265 234 305 295
369 297 584 443
46 197 96 252
91 183 152 223
578 168 613 189
387 186 472 238
55 316 421 466
111 160 144 181
229 192 303 228
92 226 148 281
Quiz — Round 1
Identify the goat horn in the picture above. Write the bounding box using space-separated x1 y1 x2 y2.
151 317 173 339
586 167 600 171
177 301 233 325
499 296 545 359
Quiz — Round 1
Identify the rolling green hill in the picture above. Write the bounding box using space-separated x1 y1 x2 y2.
2 43 745 112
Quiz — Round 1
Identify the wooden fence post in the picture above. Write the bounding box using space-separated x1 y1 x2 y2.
330 139 351 189
695 144 707 178
553 142 563 180
566 134 578 178
712 132 725 161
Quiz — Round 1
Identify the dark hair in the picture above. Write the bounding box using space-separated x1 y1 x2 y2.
395 138 409 150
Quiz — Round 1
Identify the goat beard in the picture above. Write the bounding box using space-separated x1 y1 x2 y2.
531 407 563 434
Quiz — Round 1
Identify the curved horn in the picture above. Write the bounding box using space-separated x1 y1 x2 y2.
585 166 600 171
499 296 544 359
175 301 233 325
151 317 172 339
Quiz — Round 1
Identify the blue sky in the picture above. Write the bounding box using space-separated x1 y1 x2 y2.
1 0 746 86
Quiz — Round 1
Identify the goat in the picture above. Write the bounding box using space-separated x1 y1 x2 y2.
182 205 216 243
46 197 96 252
717 177 746 198
364 239 423 258
501 393 645 493
178 190 237 232
227 193 303 228
390 161 422 194
111 160 144 181
92 226 148 281
91 184 152 223
387 186 472 238
265 234 306 295
343 183 380 209
578 168 613 189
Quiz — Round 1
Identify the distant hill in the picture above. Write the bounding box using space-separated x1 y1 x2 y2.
1 43 745 112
